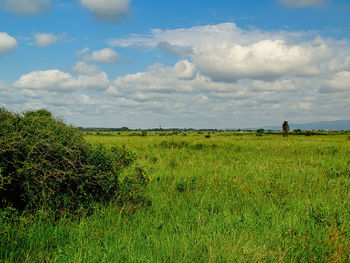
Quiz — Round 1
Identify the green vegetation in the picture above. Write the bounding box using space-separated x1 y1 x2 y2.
1 122 350 262
0 108 148 215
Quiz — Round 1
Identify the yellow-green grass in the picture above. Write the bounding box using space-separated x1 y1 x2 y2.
1 132 349 262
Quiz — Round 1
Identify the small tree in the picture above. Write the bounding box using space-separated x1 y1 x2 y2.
256 129 264 136
282 121 289 137
120 126 129 131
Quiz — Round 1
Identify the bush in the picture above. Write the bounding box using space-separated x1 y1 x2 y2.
256 129 264 136
0 108 148 215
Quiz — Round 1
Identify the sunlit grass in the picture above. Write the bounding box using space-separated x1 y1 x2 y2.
1 132 349 262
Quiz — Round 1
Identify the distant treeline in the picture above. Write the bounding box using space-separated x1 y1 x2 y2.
78 127 349 133
78 127 225 132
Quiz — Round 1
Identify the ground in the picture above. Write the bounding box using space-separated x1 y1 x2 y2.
1 131 349 262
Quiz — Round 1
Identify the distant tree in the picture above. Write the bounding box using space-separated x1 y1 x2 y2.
282 121 289 137
256 128 264 136
120 126 129 131
294 129 302 134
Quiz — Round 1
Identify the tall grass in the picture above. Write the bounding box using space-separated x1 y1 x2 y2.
1 132 349 262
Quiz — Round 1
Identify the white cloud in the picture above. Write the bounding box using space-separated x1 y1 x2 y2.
0 32 17 56
1 0 50 15
2 23 350 128
111 60 198 94
14 70 75 91
3 59 350 128
108 23 333 82
251 79 298 92
14 66 109 92
72 61 102 76
33 33 63 47
78 48 123 63
193 39 330 82
90 48 120 63
80 0 130 22
0 81 25 104
298 102 312 109
108 23 306 49
278 0 325 8
320 71 350 93
75 71 109 90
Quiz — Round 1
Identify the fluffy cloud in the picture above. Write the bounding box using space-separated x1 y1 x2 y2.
278 0 325 7
109 23 332 82
80 0 130 22
0 32 17 56
0 0 50 15
90 48 120 63
2 22 350 128
14 70 76 91
72 61 103 75
193 39 330 82
3 58 350 128
78 48 123 63
14 65 109 92
33 33 63 47
110 60 197 94
108 23 306 49
320 71 350 93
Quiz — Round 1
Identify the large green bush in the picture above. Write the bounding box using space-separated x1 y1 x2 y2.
0 108 148 214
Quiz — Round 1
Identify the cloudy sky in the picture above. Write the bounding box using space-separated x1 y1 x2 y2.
1 0 350 128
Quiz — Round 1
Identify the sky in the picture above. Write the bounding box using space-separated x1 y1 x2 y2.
1 0 350 129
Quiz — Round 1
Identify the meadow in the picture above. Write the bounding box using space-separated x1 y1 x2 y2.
1 131 349 262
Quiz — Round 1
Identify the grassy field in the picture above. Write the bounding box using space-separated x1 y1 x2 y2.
1 132 350 262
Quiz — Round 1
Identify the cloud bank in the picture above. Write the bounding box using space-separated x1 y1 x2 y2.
109 23 334 82
2 23 349 128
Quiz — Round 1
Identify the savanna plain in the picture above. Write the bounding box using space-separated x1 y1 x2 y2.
1 131 350 262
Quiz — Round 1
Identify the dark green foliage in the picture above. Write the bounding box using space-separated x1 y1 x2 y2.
283 121 289 137
176 182 186 193
120 127 129 131
0 108 148 214
119 167 150 207
256 129 264 136
205 134 211 138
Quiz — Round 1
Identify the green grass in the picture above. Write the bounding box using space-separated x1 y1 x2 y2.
1 132 350 262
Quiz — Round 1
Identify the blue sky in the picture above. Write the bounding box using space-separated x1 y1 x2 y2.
1 0 350 128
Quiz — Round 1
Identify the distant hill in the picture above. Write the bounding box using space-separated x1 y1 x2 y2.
259 120 350 131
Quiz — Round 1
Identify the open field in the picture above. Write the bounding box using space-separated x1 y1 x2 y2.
1 132 350 262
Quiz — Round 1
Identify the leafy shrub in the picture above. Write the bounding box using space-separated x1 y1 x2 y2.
305 131 312 136
0 108 148 215
256 129 264 136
